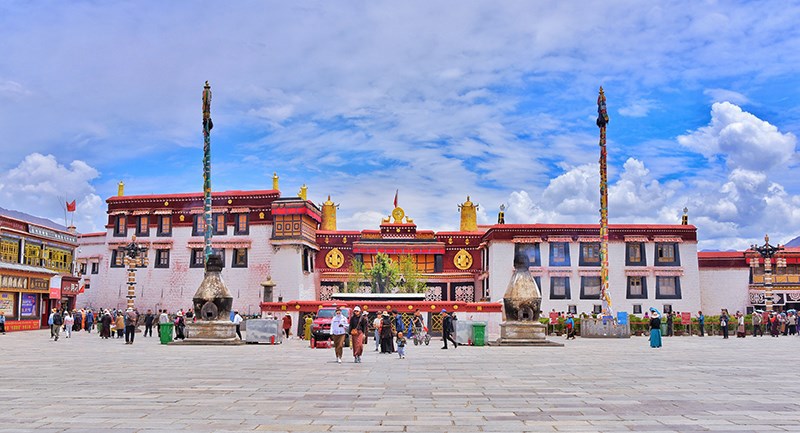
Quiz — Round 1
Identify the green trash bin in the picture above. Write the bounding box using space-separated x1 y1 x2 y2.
160 323 174 344
472 322 487 346
660 322 668 336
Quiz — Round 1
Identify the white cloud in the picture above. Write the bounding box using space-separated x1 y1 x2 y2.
703 88 750 105
0 153 104 232
618 99 657 117
677 102 796 171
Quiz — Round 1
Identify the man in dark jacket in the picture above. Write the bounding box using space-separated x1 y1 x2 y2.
124 308 139 345
348 306 369 363
441 309 457 349
51 309 63 341
143 310 155 337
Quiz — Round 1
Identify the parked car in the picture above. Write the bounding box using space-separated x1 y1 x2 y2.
311 304 351 346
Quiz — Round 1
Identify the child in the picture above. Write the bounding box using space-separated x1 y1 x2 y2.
396 331 407 359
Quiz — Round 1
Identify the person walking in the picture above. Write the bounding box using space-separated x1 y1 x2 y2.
349 306 368 363
304 314 313 340
379 312 395 353
330 307 348 364
392 309 405 338
124 308 138 345
86 309 94 333
282 312 292 339
48 308 56 339
175 311 187 340
396 331 407 359
735 311 746 338
115 312 125 339
143 310 154 337
698 311 705 337
565 313 576 339
231 311 243 340
373 313 383 352
753 311 763 337
649 308 662 348
720 309 729 339
665 311 674 337
788 312 797 335
63 311 74 338
769 313 779 337
51 309 63 341
0 311 5 335
441 309 458 349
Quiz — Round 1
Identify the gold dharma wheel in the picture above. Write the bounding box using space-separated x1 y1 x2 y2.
391 206 405 223
325 248 345 269
454 249 473 270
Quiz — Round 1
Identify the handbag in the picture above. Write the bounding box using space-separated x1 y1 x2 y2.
350 329 358 336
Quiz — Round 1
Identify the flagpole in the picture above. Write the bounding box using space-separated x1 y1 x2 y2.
597 87 613 316
202 81 213 264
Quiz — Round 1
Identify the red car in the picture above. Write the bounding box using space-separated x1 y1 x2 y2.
311 304 351 346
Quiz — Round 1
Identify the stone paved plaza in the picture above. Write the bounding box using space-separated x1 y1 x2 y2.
1 329 799 433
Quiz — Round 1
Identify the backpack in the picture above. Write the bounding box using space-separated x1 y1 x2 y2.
52 313 63 326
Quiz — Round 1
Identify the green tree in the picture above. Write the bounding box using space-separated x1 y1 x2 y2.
369 253 399 293
346 257 369 293
398 254 427 293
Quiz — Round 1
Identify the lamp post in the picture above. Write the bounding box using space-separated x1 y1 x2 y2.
123 235 148 310
750 234 784 312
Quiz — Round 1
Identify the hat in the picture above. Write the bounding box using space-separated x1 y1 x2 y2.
353 306 361 312
441 309 447 313
285 312 290 316
382 312 389 317
177 311 183 317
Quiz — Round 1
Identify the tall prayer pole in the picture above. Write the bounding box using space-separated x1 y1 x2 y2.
597 87 613 316
202 81 214 263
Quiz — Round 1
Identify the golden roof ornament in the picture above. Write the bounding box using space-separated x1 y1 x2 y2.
321 195 338 231
298 184 308 201
272 172 279 191
458 195 479 231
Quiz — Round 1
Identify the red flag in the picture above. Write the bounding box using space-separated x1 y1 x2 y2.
393 190 398 208
66 200 76 212
78 283 85 294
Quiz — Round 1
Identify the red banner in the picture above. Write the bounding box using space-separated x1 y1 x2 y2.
49 286 61 300
681 312 692 325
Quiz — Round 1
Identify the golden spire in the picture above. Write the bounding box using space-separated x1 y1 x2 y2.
298 184 308 201
117 181 125 197
272 172 279 191
458 195 478 231
321 195 338 231
681 207 689 225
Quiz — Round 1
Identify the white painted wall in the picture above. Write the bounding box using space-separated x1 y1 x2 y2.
700 267 750 314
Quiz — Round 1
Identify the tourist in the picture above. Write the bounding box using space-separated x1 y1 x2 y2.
0 311 5 334
780 312 788 336
175 311 187 340
565 313 576 340
380 312 394 353
330 307 348 364
735 311 745 338
412 309 424 337
48 308 56 339
124 307 138 345
143 309 154 337
665 311 674 337
71 310 81 332
396 331 406 359
63 311 74 338
373 313 383 352
282 312 292 339
649 308 662 348
441 309 457 349
392 309 405 337
304 314 313 340
86 309 94 333
114 312 124 338
51 309 63 341
158 309 169 336
185 307 194 323
753 311 763 337
720 309 729 339
788 312 797 335
231 311 243 340
698 311 705 336
769 313 779 337
349 306 368 363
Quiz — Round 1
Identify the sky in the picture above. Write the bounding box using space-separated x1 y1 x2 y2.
1 1 799 250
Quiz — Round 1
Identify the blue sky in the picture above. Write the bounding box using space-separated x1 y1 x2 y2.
1 1 799 250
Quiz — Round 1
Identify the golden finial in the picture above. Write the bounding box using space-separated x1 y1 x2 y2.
117 181 125 196
458 195 478 231
272 172 279 191
321 195 338 231
298 184 307 201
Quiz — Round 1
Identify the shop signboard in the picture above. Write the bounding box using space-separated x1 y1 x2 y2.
681 312 692 325
20 293 37 317
0 292 15 316
49 286 61 300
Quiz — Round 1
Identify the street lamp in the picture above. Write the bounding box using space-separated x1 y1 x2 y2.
123 235 148 310
750 234 784 312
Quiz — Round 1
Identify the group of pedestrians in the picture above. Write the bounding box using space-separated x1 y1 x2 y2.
41 306 198 343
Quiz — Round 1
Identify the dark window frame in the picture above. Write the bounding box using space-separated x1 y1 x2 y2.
655 276 682 299
549 242 571 267
232 248 248 268
655 243 680 266
213 213 227 235
157 215 172 237
192 215 206 237
155 249 170 268
113 215 127 237
136 215 150 237
549 276 571 300
625 242 646 266
91 262 99 274
515 243 541 267
190 248 205 268
626 276 648 299
234 213 249 235
578 242 601 266
110 248 125 268
632 304 643 314
580 276 602 300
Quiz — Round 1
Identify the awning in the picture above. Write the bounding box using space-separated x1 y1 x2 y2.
653 237 684 243
187 240 252 249
230 207 250 213
624 236 649 242
512 237 543 243
0 261 58 276
153 209 173 215
132 210 151 215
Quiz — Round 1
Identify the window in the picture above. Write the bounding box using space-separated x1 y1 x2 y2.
415 254 435 273
114 215 127 237
656 276 681 299
213 213 227 235
626 276 648 299
136 215 150 237
193 215 206 236
155 250 170 268
91 262 99 274
45 248 72 272
24 243 42 267
232 248 248 267
515 244 541 267
567 305 577 314
655 243 680 266
549 242 570 266
190 248 205 268
579 242 600 266
0 237 19 263
302 247 314 272
632 304 642 314
212 248 225 267
626 242 646 266
158 215 172 237
110 248 125 268
663 304 673 314
580 276 602 299
550 277 571 299
592 304 602 314
434 255 443 273
234 214 249 235
79 263 87 275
